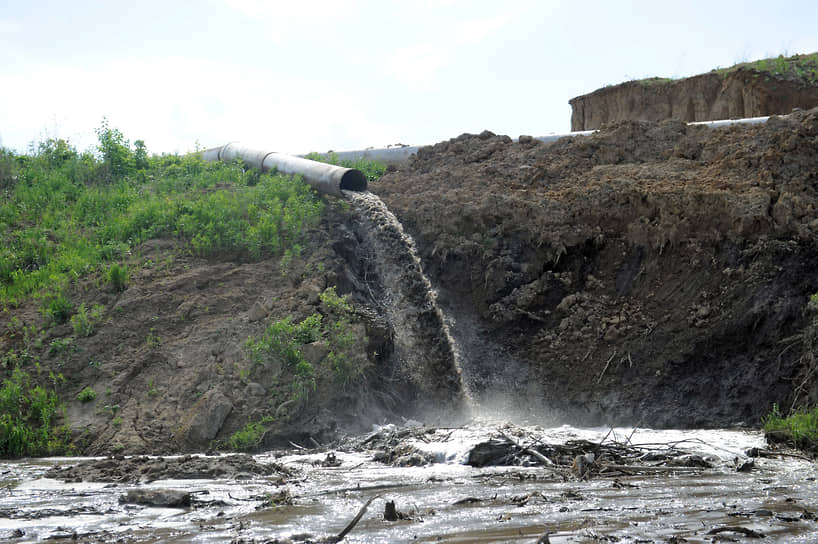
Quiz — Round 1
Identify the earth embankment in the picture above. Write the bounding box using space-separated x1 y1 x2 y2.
374 108 818 427
570 67 818 131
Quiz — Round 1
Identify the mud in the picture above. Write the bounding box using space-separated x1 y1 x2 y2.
3 424 818 543
374 108 818 428
44 454 291 484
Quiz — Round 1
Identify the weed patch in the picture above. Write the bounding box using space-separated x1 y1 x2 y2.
226 416 273 451
0 122 325 304
0 367 71 457
304 152 386 182
763 404 818 451
245 287 368 408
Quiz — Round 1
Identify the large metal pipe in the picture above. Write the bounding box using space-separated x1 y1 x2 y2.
201 143 367 197
307 115 774 166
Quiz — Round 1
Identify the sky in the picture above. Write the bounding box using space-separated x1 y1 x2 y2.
1 0 817 156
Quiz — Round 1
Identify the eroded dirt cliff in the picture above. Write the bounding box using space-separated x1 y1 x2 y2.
570 67 818 131
374 108 818 428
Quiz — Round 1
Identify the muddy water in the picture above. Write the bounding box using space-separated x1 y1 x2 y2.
2 424 817 543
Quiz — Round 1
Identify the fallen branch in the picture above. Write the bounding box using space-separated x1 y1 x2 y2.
706 526 765 538
596 350 617 384
496 429 554 466
327 495 381 543
599 463 704 473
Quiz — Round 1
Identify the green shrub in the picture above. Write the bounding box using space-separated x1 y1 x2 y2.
71 303 105 337
227 416 272 451
107 263 129 292
0 367 71 457
77 386 96 402
319 286 353 315
42 292 74 324
246 287 366 406
763 404 818 448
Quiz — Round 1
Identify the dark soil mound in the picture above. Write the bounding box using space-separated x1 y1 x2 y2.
373 109 818 428
45 453 291 483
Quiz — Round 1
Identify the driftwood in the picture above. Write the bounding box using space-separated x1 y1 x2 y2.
325 495 380 543
496 429 554 466
706 526 765 538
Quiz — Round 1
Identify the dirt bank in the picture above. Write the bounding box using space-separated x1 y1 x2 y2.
374 108 818 428
0 197 463 455
4 111 818 456
570 66 818 130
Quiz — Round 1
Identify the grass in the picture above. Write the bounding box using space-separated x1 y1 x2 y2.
0 120 340 457
304 151 386 182
0 367 72 457
763 404 818 450
245 287 366 407
618 52 818 88
0 122 325 308
226 416 273 451
713 52 818 84
77 386 96 403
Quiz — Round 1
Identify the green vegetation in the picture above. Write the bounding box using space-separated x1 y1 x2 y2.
714 52 818 84
245 287 366 405
304 151 387 182
763 404 818 450
0 368 72 456
0 120 325 308
106 263 129 292
0 119 336 457
70 303 105 337
77 386 96 403
624 52 818 87
226 416 273 451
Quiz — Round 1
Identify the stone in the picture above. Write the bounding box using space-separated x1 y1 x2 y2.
175 390 233 447
244 382 265 397
301 341 330 364
247 301 267 322
119 488 192 507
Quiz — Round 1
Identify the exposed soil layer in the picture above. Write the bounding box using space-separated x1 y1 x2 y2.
570 68 818 130
374 108 818 428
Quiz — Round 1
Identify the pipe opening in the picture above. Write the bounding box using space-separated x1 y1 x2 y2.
340 170 368 192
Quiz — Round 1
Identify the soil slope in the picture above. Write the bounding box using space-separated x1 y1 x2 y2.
570 68 818 131
374 108 818 428
1 200 462 455
5 111 818 456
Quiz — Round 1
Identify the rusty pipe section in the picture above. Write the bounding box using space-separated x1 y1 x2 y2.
201 143 367 197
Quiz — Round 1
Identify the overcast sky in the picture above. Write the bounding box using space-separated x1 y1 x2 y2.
2 0 817 155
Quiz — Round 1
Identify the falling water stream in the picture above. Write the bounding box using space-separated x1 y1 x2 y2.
2 192 817 543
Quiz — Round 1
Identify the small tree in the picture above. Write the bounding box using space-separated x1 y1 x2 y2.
95 117 133 182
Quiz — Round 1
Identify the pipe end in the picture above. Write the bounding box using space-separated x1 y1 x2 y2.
340 169 368 192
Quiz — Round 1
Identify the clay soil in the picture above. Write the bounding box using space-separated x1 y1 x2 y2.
374 107 818 428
